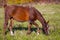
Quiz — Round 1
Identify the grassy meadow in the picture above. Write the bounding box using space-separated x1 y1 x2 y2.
0 4 60 40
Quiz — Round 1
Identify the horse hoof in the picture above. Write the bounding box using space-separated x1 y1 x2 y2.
27 31 31 34
10 31 14 36
37 32 39 35
37 30 40 35
11 33 14 36
3 31 8 35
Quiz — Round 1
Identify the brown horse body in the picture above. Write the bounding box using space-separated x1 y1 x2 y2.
4 5 49 35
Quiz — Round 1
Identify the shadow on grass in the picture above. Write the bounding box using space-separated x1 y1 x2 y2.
5 25 43 35
12 25 42 32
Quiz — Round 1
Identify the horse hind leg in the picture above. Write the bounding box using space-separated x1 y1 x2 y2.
3 13 9 35
4 18 8 35
9 18 14 36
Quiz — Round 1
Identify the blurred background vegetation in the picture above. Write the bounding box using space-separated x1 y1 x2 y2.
0 0 60 40
0 0 60 6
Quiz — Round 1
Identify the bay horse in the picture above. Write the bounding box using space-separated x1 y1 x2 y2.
3 4 49 35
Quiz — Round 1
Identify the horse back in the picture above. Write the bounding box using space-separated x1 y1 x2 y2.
5 5 37 22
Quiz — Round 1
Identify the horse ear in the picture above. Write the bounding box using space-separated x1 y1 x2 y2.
47 21 49 24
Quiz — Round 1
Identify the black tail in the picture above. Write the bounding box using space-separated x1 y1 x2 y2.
2 0 7 7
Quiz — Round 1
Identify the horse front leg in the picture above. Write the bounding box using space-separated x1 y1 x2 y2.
27 22 32 34
9 18 14 36
32 22 40 35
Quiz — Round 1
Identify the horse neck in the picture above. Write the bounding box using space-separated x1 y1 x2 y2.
39 13 47 27
33 7 47 27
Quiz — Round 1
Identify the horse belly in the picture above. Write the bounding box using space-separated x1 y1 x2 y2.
13 11 29 22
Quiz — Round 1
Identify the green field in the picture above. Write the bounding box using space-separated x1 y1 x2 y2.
0 4 60 40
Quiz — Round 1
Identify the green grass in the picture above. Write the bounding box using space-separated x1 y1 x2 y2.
0 4 60 40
